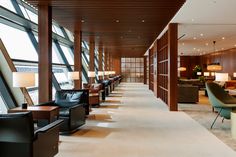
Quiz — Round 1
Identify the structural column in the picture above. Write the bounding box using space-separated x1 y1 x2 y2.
168 23 178 111
74 28 82 89
89 38 95 83
143 56 147 84
38 5 52 103
98 44 103 80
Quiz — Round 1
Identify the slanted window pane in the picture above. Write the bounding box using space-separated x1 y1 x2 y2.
0 23 38 61
53 66 72 89
19 5 38 24
0 1 16 13
64 28 74 41
0 93 7 114
52 24 65 37
52 42 63 64
60 44 74 65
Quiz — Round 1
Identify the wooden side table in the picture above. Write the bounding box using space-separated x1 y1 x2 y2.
89 93 100 107
8 106 59 123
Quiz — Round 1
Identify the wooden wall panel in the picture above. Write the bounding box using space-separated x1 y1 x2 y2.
179 56 201 79
200 48 236 78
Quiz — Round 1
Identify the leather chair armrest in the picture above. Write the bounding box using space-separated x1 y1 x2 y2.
34 119 63 135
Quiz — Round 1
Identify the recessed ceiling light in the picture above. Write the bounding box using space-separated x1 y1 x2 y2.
205 43 209 46
116 19 120 23
193 48 196 50
142 20 145 23
81 19 85 23
193 37 197 40
200 33 203 36
234 44 236 47
182 43 185 45
222 37 225 40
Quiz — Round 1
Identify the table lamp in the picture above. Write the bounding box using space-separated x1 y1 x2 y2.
88 71 95 83
13 72 35 109
68 71 80 88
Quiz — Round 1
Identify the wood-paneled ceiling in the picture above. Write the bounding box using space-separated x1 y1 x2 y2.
25 0 185 57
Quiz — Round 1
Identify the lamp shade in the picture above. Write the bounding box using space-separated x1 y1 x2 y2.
207 64 222 71
104 71 110 75
234 72 236 77
88 71 96 77
178 67 186 72
197 72 202 75
215 73 229 82
13 72 35 87
211 72 215 76
68 71 80 80
98 71 104 76
110 71 116 75
203 72 210 77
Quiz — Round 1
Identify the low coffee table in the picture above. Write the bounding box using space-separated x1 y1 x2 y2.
8 106 59 123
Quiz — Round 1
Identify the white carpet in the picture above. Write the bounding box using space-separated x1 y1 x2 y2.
56 83 236 157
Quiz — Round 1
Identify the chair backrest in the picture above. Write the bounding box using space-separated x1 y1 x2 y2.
56 89 89 104
206 82 236 107
0 112 34 143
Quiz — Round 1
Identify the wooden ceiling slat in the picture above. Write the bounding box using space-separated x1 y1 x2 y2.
26 0 185 57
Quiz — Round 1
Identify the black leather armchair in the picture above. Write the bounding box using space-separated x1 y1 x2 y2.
39 89 89 134
0 112 62 157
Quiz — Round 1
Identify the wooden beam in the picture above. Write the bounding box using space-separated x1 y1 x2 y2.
74 29 82 89
168 23 178 111
38 5 52 103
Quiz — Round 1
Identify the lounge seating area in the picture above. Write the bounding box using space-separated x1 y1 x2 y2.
2 0 236 156
0 112 63 157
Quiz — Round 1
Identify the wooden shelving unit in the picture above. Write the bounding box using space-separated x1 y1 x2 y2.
157 32 168 104
149 48 154 91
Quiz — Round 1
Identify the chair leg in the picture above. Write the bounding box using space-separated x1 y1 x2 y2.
211 108 222 129
222 117 225 123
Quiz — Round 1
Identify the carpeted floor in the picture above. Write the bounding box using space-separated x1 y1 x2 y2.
55 83 236 157
179 90 236 151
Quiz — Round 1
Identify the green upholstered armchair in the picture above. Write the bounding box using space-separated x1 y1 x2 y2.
205 82 236 129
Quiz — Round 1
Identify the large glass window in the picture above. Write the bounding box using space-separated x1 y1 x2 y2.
19 4 38 24
121 57 144 82
0 93 7 114
53 65 72 89
59 44 74 65
52 23 65 37
64 28 74 41
0 23 38 61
